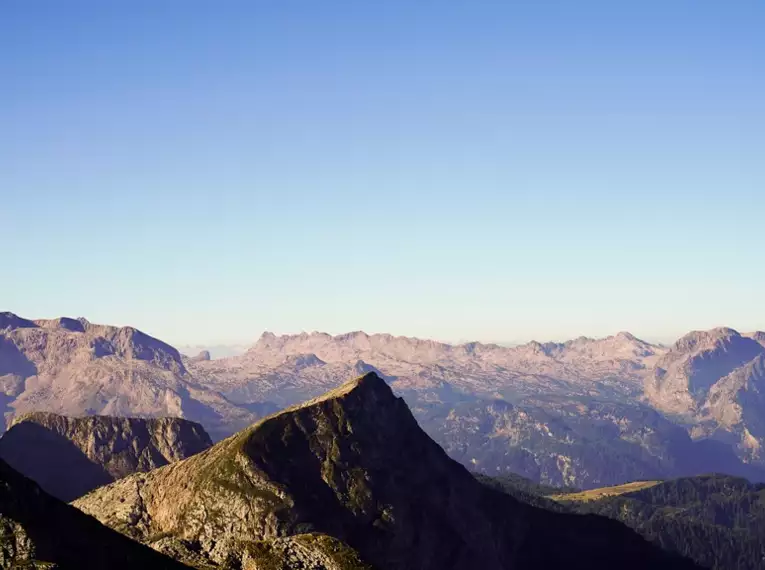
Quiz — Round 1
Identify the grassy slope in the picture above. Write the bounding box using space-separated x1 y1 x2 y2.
549 480 661 502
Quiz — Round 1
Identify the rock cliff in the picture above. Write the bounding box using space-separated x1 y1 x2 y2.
0 413 212 501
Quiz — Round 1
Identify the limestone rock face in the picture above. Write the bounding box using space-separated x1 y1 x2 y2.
645 328 764 417
74 373 698 570
0 457 190 569
0 413 212 501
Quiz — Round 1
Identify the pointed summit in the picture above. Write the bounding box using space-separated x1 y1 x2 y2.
615 331 638 342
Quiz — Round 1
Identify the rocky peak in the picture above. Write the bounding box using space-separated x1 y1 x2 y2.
615 331 638 342
0 314 187 375
187 349 212 363
74 372 697 570
0 413 212 501
745 331 765 348
280 353 326 369
334 330 371 343
0 313 258 441
646 327 765 418
351 359 387 378
103 326 187 374
0 311 38 331
33 317 86 332
672 327 741 351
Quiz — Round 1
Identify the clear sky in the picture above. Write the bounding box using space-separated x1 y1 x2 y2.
2 1 763 346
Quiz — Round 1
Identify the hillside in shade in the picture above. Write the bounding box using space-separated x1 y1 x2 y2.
0 456 190 569
0 412 212 501
553 474 765 570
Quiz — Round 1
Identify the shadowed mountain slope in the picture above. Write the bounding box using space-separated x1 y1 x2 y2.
74 372 699 570
564 474 765 570
0 457 190 569
646 328 765 464
0 413 212 501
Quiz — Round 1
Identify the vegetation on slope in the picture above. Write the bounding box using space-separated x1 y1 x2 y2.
549 480 660 502
571 475 765 570
483 471 765 570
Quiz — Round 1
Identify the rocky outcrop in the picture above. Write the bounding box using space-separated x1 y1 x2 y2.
187 350 211 363
240 534 371 570
74 372 698 570
645 328 764 417
745 331 765 348
0 413 212 501
0 457 189 569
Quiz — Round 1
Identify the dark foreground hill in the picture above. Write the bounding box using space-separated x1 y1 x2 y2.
74 372 699 570
0 457 190 569
560 474 765 570
0 413 212 501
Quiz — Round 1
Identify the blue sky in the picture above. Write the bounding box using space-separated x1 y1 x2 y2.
2 1 763 346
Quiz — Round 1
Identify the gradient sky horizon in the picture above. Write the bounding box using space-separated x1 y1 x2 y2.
2 1 764 346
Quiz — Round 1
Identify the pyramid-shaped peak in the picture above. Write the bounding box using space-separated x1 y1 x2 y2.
615 331 638 341
280 371 393 414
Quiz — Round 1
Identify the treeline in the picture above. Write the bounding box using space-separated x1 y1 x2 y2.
571 475 765 570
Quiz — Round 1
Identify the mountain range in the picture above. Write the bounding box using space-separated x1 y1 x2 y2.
3 311 765 489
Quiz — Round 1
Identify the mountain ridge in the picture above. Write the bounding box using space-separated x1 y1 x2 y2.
5 310 765 489
0 412 212 501
0 313 259 439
